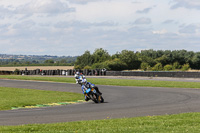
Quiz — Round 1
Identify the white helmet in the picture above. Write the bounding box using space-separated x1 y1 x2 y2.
82 79 87 84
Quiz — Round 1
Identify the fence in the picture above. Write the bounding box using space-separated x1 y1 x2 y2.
106 71 200 78
9 69 107 76
0 71 13 75
1 69 200 78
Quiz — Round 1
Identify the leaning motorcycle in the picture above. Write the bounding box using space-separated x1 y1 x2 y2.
84 87 104 103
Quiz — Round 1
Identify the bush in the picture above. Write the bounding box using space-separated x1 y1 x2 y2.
164 64 173 71
152 63 163 71
14 69 20 75
181 63 190 71
140 62 150 71
91 59 128 71
173 62 181 70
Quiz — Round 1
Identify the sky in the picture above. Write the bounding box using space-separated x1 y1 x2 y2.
0 0 200 56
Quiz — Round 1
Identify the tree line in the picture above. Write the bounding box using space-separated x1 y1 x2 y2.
0 58 76 67
74 48 200 71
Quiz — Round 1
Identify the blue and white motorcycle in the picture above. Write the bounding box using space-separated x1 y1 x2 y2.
84 87 104 103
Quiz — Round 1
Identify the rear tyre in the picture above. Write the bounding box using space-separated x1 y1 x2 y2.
100 96 104 103
91 93 99 103
96 93 104 103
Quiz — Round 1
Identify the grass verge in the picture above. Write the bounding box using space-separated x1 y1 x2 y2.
1 113 200 132
0 87 83 110
0 75 200 89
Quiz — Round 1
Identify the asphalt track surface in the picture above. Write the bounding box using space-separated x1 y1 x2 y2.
1 79 200 125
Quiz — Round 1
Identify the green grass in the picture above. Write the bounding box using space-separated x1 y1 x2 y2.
0 75 75 83
0 87 83 110
1 113 200 132
1 75 200 89
88 78 200 89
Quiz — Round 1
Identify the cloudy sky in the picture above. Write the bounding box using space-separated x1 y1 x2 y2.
0 0 200 56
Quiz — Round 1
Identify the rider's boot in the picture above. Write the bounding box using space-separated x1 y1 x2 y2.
85 96 89 101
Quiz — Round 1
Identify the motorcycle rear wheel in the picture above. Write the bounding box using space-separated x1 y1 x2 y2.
99 95 104 103
93 93 104 103
91 93 99 103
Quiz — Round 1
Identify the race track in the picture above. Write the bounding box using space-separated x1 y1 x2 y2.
1 79 200 125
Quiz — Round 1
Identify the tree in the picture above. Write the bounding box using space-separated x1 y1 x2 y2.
44 59 54 64
155 55 172 66
138 55 156 67
92 48 111 63
104 58 128 71
83 65 92 70
91 62 107 70
60 59 67 64
119 50 140 70
192 52 200 69
111 52 120 59
75 50 93 68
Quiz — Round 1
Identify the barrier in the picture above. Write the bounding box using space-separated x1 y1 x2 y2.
0 71 13 75
2 68 200 78
106 71 200 78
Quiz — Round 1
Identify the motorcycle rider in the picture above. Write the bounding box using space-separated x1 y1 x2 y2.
74 72 85 85
81 78 102 101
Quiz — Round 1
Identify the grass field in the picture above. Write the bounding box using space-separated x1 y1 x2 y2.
0 87 83 110
1 75 200 132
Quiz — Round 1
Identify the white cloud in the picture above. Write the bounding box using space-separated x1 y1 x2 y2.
0 0 75 16
54 20 117 29
134 18 152 25
179 24 200 34
152 29 167 34
67 0 108 5
136 7 154 14
171 0 200 10
162 20 175 24
73 0 149 23
19 0 75 14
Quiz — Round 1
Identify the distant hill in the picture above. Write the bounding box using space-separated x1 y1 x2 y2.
0 54 77 66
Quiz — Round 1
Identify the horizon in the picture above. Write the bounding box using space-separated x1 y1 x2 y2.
0 48 200 57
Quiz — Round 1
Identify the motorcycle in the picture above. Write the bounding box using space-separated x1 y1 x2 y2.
84 87 104 103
